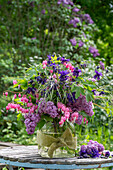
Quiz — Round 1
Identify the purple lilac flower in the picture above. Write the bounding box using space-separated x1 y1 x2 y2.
72 7 80 12
79 41 84 47
69 19 75 25
0 5 2 8
93 70 102 80
80 140 104 158
38 99 59 118
73 67 81 77
58 0 73 6
63 0 69 5
69 1 74 6
41 9 46 14
86 145 92 155
80 145 87 154
100 61 105 70
38 98 47 114
75 114 83 125
24 113 40 135
88 140 104 152
70 38 77 46
24 118 31 125
89 46 100 57
31 37 36 40
98 144 105 152
45 101 58 118
74 17 80 23
67 95 94 117
57 0 62 4
69 17 80 28
84 14 94 24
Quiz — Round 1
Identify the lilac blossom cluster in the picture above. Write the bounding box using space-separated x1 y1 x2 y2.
69 17 80 28
70 38 84 47
72 7 80 12
38 98 58 118
89 46 100 57
57 0 74 6
67 95 94 117
70 38 77 46
79 140 104 158
84 14 94 24
78 14 94 24
24 112 40 134
57 0 100 59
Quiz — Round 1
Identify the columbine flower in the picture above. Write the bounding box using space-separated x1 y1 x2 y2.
93 70 102 80
99 91 105 95
70 38 77 46
105 151 110 158
73 67 81 77
59 70 69 81
61 56 70 63
92 90 96 95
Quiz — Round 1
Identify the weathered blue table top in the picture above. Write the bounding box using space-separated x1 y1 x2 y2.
0 145 113 169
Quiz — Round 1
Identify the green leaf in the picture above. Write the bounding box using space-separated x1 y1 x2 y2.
17 113 23 121
72 86 85 99
75 88 81 99
86 91 94 102
37 120 45 130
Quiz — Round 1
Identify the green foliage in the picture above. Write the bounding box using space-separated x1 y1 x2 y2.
76 0 113 65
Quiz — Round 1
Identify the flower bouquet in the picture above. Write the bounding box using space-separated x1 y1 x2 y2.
6 54 106 158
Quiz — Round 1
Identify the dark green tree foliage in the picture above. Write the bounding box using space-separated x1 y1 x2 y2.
0 0 98 94
76 0 113 65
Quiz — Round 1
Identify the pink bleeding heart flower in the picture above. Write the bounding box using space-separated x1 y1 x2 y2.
13 80 17 85
43 65 46 69
5 92 8 97
14 94 17 99
50 70 53 73
18 93 21 98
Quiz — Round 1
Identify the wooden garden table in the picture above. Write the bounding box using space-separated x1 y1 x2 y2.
0 145 113 170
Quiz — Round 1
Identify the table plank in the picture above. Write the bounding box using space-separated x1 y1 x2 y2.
0 145 113 167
